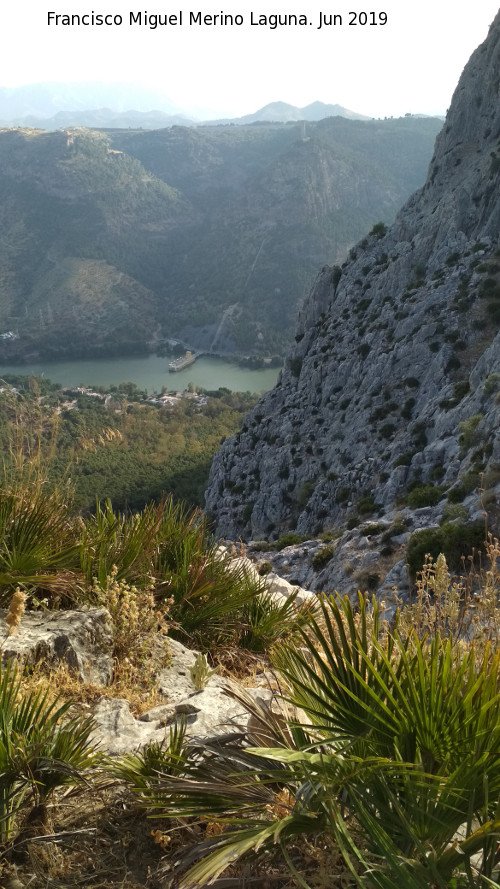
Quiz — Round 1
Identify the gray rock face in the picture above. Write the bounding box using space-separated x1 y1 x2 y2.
206 13 500 542
91 637 274 754
0 607 114 685
0 613 283 755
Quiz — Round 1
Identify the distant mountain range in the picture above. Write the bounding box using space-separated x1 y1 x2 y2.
206 101 370 125
0 82 184 119
0 82 428 129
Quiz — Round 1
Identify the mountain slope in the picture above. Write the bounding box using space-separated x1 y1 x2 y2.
106 116 442 356
206 11 500 541
0 128 188 358
0 116 441 360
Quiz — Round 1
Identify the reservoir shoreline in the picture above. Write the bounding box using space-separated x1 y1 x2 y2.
0 353 281 395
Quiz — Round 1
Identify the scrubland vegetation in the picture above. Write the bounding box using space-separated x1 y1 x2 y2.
0 401 498 888
0 374 258 510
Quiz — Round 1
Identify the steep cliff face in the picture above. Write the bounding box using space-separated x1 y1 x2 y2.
206 12 500 543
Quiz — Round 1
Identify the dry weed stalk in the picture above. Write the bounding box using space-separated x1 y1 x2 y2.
90 566 171 664
397 536 500 663
4 588 27 637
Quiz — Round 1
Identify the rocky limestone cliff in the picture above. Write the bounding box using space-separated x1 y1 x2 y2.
206 12 500 550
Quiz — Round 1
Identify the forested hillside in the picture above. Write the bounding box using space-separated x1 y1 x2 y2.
0 116 441 361
0 375 256 510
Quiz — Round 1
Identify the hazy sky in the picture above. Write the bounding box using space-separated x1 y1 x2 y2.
2 2 499 118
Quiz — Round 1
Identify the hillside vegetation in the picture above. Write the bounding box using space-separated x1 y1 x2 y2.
0 443 498 888
0 116 441 361
0 375 257 510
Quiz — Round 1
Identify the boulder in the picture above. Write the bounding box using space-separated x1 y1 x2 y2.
92 681 274 756
266 573 317 607
0 607 114 685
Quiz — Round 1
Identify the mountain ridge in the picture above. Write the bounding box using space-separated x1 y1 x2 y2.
0 116 441 361
0 83 433 129
206 12 500 548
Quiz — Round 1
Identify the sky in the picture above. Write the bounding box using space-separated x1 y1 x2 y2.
1 1 499 119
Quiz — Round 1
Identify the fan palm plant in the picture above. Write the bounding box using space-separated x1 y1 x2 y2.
0 661 99 843
80 497 165 587
239 589 317 652
0 483 80 606
153 505 268 647
147 594 500 889
110 717 189 803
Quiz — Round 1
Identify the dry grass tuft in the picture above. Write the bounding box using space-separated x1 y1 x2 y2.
397 534 500 663
18 656 166 719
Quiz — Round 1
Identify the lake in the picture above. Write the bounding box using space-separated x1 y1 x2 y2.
0 354 281 394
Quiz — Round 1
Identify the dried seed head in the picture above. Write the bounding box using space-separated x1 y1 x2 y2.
5 589 27 636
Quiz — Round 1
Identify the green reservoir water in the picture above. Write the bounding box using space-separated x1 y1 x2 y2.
0 354 281 394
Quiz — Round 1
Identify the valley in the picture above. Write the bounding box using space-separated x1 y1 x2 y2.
0 13 499 889
0 115 441 362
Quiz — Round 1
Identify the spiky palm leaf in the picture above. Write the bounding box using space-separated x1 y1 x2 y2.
239 589 316 653
80 497 165 587
0 661 99 841
0 489 80 603
158 534 268 646
147 594 500 889
110 717 189 801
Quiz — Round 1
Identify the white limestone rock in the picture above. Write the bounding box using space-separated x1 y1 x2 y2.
0 607 114 685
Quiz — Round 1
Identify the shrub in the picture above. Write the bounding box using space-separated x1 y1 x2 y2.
337 487 351 503
393 451 413 467
353 568 381 591
398 542 500 659
357 494 378 515
447 470 479 502
311 545 335 571
297 480 316 509
369 221 387 239
487 300 500 322
441 503 468 523
242 502 253 523
458 413 483 453
362 523 384 536
406 484 444 508
275 532 305 550
484 372 500 395
401 397 415 418
379 422 396 440
89 567 170 668
319 529 341 543
445 356 461 373
406 520 485 581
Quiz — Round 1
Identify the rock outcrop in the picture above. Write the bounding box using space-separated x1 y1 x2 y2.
206 13 500 547
91 639 274 755
0 576 314 754
0 607 114 685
